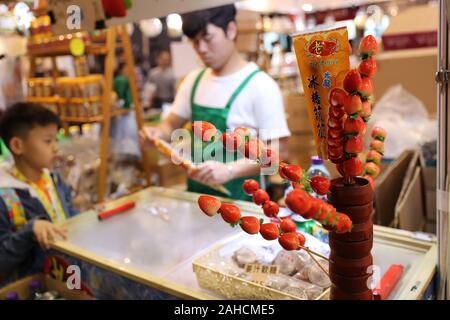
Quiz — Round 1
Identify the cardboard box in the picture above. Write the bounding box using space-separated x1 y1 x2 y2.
374 150 416 226
152 159 187 188
0 274 94 300
287 133 316 168
372 48 437 117
284 93 313 134
395 166 426 231
421 166 437 222
425 220 436 234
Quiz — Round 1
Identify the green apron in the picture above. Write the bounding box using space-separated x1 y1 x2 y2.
187 68 261 201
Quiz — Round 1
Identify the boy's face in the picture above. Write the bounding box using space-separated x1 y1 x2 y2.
190 22 237 71
12 124 59 170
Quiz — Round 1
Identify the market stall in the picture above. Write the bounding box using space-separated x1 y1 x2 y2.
0 0 445 302
43 187 436 300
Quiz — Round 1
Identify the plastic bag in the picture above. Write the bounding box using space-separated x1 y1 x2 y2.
109 111 141 159
368 85 437 159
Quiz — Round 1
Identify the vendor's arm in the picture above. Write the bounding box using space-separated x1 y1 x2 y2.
191 137 288 186
141 112 188 143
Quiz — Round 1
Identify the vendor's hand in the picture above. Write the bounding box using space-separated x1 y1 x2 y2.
32 220 68 251
190 161 233 186
139 126 161 148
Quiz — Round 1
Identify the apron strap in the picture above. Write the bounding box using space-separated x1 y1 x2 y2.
225 69 261 110
190 69 208 106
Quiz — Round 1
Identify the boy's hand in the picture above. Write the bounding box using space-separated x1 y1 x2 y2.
32 220 68 251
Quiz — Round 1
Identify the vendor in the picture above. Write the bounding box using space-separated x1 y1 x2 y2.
140 4 290 201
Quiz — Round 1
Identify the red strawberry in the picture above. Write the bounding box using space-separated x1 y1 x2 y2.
344 117 365 135
240 216 261 234
221 132 243 152
366 150 382 165
242 179 259 195
328 146 344 163
278 162 288 180
329 105 345 119
234 127 251 141
285 189 312 216
192 121 217 142
325 208 339 227
344 70 363 93
370 140 385 154
260 148 280 167
371 127 387 141
280 217 297 233
364 174 375 190
365 162 381 179
253 189 269 206
297 232 306 247
359 56 377 77
361 101 372 120
314 203 334 223
244 137 265 160
263 201 280 217
359 35 378 58
359 77 373 98
281 164 303 182
332 213 345 232
343 94 362 115
291 181 304 190
303 198 323 219
343 157 363 177
327 137 342 148
345 134 363 154
333 213 353 234
260 223 280 240
336 163 346 176
198 195 221 217
310 176 331 195
218 203 241 224
328 128 343 140
328 116 345 130
278 232 300 251
329 88 347 107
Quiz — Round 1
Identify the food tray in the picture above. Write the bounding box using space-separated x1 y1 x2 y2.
193 233 330 300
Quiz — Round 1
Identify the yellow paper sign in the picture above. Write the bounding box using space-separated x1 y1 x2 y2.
292 27 350 159
70 38 85 57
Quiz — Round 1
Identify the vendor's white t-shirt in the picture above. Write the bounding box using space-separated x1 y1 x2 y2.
170 62 291 141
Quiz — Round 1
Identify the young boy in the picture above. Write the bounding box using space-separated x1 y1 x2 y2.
0 103 78 286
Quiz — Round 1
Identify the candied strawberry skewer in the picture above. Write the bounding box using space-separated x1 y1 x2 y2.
363 126 387 189
326 35 382 186
196 193 330 263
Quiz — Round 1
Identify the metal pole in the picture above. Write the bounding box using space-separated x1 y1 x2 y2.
436 0 450 300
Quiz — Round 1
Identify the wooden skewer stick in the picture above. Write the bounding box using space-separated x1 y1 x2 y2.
304 247 330 278
299 245 330 263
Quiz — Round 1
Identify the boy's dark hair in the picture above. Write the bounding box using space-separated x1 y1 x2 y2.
0 102 60 150
182 4 237 39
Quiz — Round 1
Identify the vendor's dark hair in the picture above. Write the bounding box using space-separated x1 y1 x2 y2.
182 4 237 39
0 102 60 150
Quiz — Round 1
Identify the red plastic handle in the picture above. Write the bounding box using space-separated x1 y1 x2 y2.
97 200 136 221
373 264 404 300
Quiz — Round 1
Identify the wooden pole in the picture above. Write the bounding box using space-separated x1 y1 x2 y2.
97 27 116 203
119 24 152 186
